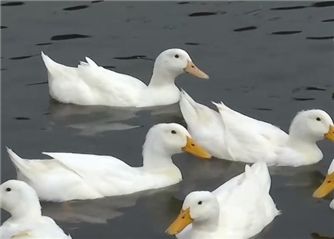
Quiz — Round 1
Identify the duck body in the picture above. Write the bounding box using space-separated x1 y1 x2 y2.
180 91 334 166
7 123 211 202
0 180 70 239
10 151 182 202
167 162 280 239
179 90 288 163
1 216 70 239
41 49 208 108
43 54 146 107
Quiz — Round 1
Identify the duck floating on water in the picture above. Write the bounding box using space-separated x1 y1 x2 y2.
7 123 211 202
166 162 280 239
0 180 71 239
41 49 208 108
180 90 334 166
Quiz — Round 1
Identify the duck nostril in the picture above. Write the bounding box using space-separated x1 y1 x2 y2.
191 144 195 147
191 65 195 68
182 216 185 219
328 180 332 183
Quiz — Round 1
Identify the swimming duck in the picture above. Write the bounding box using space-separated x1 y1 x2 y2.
0 180 71 239
7 123 211 202
166 162 280 239
313 159 334 209
180 90 334 166
41 49 208 107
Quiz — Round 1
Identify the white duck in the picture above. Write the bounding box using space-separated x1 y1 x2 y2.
180 90 334 166
313 159 334 210
166 162 280 239
0 180 71 239
41 49 208 107
7 123 211 202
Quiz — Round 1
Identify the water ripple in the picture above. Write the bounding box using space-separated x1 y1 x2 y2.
113 55 153 61
234 26 257 32
293 97 315 101
189 11 225 17
271 31 302 35
63 5 89 11
306 36 334 40
1 2 24 6
311 1 334 8
36 42 53 46
15 117 31 121
322 18 334 22
10 54 38 60
271 6 307 11
185 42 200 46
51 34 91 41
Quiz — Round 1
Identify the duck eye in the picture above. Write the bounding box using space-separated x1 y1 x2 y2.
6 188 11 192
174 54 179 58
316 117 321 121
198 201 202 205
171 130 177 134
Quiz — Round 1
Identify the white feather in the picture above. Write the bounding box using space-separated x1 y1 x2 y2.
41 49 208 108
174 162 280 239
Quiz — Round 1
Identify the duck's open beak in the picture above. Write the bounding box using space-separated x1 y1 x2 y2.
182 136 211 159
184 60 209 79
166 208 193 235
313 172 334 198
324 125 334 142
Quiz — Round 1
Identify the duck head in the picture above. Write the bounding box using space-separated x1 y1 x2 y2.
143 123 211 160
0 180 41 218
289 109 334 143
166 191 219 235
153 48 209 80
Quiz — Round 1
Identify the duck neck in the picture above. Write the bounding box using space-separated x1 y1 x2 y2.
148 67 178 88
192 216 219 232
286 133 323 163
142 147 180 173
10 201 42 221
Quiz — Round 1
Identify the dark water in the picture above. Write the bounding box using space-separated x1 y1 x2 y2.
1 1 334 239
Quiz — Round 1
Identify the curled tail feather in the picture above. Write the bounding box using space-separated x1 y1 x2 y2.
213 101 232 113
78 57 98 68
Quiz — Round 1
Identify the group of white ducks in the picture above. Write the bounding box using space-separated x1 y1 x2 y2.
1 48 333 239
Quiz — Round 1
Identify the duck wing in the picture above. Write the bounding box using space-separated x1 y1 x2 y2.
42 152 142 196
215 101 288 146
77 57 147 107
214 102 279 163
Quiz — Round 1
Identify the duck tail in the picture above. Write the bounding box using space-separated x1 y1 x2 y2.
6 147 35 180
41 51 74 82
251 162 271 193
212 101 232 114
179 89 200 122
78 57 99 68
41 51 57 72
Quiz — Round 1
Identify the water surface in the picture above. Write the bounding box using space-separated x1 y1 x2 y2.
1 1 334 239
